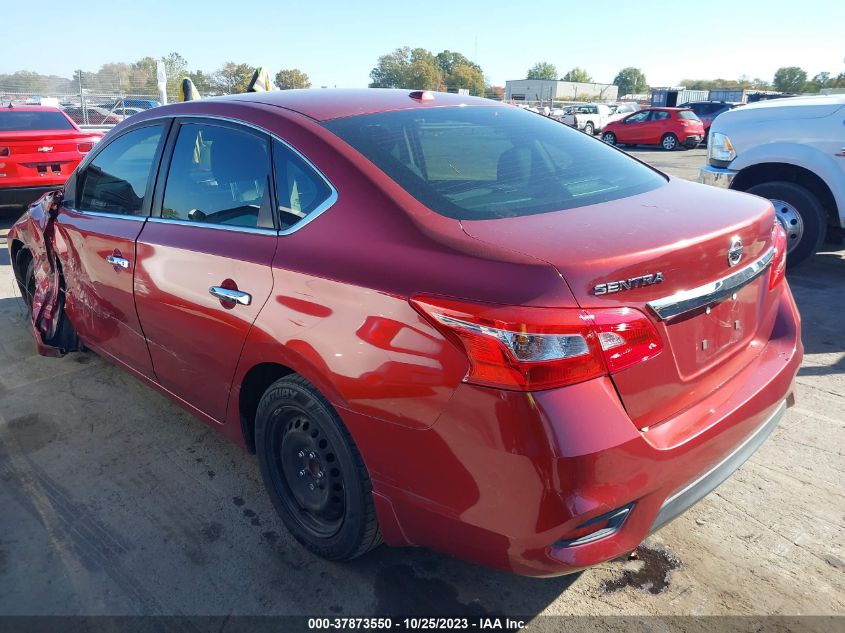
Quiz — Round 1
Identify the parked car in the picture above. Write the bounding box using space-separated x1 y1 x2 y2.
602 107 705 150
0 105 101 210
700 95 845 266
98 98 161 111
8 89 801 577
606 102 641 124
560 103 613 135
680 101 741 141
61 106 125 125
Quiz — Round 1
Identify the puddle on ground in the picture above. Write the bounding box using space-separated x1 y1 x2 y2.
600 543 681 595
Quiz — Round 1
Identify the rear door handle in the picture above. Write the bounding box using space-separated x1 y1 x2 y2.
209 286 252 306
106 255 130 269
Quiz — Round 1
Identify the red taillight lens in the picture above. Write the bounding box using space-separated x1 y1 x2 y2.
769 222 787 289
77 142 94 153
411 296 662 391
0 147 9 157
592 307 664 373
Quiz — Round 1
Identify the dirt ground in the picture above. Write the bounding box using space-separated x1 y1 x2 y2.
0 148 842 619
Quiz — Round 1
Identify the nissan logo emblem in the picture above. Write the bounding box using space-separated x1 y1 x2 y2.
727 237 743 267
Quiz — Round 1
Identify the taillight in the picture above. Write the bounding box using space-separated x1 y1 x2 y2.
769 221 788 289
0 147 9 157
411 296 662 391
592 307 664 373
77 142 94 153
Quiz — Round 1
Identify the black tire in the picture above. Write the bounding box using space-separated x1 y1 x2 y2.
661 133 679 151
584 122 594 136
255 374 382 560
14 248 36 309
746 181 826 267
602 132 616 145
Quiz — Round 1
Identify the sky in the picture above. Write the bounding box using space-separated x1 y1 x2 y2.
4 0 844 88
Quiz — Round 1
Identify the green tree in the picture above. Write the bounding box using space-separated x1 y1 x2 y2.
446 63 485 95
274 68 311 89
213 62 255 94
804 71 831 92
773 66 807 93
562 67 592 83
161 52 189 98
187 70 213 95
526 62 557 80
435 50 481 75
613 67 648 96
369 47 442 89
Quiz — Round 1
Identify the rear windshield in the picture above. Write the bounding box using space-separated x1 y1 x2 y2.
0 111 75 131
678 110 701 121
324 106 666 220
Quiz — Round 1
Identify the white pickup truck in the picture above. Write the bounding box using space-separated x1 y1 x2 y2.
560 103 612 135
699 95 845 265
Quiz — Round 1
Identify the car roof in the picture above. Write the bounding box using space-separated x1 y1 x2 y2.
209 88 501 122
1 105 63 113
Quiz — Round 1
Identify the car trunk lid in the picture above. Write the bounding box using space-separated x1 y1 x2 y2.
461 178 778 429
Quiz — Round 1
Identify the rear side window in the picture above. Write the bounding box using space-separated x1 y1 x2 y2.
273 139 333 230
162 123 273 229
678 110 700 120
0 111 74 131
324 106 665 220
78 125 164 216
651 111 670 121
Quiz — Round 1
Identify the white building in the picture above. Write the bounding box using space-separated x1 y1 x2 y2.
505 79 618 103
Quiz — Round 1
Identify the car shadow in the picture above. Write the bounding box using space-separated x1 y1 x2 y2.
787 249 845 377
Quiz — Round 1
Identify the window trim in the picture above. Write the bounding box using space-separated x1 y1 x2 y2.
68 119 172 219
145 114 338 236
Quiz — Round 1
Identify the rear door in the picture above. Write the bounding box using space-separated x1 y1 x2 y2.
640 109 670 143
133 118 277 422
56 122 169 378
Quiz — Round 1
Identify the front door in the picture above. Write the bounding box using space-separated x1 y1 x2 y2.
620 110 651 144
133 119 277 422
56 122 168 378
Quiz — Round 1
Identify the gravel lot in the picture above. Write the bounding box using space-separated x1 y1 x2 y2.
0 148 843 619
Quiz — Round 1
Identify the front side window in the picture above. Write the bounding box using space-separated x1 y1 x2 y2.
162 123 272 229
78 124 164 216
273 140 333 230
324 106 665 221
625 110 650 123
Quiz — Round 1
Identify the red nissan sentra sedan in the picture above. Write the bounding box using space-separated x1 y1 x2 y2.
7 89 801 577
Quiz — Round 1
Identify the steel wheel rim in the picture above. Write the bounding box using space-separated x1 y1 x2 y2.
663 136 676 149
585 124 593 134
771 198 804 253
269 406 346 538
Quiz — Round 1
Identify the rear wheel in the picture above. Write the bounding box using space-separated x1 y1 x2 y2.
602 132 617 145
584 122 594 136
661 133 679 151
14 248 36 309
746 181 826 267
255 374 382 560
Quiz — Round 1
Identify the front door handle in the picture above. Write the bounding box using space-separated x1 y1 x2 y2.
106 255 130 269
209 286 252 306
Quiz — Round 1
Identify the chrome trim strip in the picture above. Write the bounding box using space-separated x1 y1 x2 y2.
135 113 339 235
647 247 774 320
146 217 278 236
71 209 148 221
650 400 786 533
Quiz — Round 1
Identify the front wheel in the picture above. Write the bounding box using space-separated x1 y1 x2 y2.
602 132 617 145
584 122 594 136
746 181 826 267
661 133 679 151
255 375 382 560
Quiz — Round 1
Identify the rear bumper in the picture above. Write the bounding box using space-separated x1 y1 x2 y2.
682 134 703 147
346 283 802 577
699 164 738 189
0 185 58 209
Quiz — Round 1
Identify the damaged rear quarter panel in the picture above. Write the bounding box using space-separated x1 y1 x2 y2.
7 190 75 357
